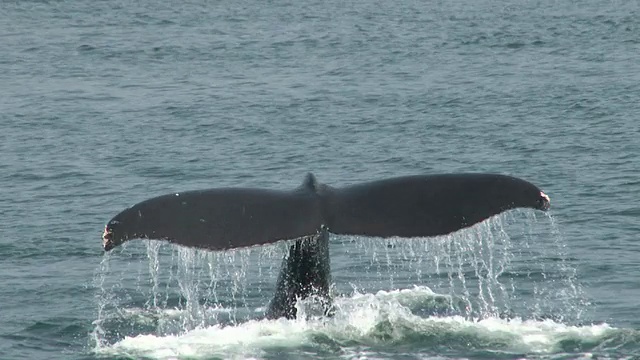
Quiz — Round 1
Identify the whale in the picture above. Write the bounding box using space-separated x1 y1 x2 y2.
102 173 550 319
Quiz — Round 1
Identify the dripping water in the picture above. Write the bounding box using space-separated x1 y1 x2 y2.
346 210 588 322
91 239 290 347
92 209 589 349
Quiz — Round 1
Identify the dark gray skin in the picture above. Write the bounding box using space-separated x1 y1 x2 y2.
102 173 550 319
266 228 332 319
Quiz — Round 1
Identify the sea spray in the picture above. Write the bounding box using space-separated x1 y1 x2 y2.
98 287 617 360
344 214 515 318
343 210 588 321
543 212 590 320
93 209 589 352
146 240 161 309
90 252 112 350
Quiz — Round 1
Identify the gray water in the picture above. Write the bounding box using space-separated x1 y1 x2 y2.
2 0 640 359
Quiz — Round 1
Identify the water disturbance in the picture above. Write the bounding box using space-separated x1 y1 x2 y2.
90 211 608 359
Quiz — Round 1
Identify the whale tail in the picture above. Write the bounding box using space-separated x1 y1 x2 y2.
102 173 324 252
266 227 333 319
101 173 550 319
102 173 549 252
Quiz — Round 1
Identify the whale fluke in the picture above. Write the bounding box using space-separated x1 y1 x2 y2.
326 174 550 238
102 173 549 252
102 173 323 251
101 172 550 319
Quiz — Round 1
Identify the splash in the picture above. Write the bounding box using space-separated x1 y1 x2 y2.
91 239 289 348
96 287 617 360
343 210 589 321
90 252 111 351
91 210 592 357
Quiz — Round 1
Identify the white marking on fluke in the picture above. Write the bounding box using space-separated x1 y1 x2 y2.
540 191 550 204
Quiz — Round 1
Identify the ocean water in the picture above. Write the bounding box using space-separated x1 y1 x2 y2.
2 0 639 359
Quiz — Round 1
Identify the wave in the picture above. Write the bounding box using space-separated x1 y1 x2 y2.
91 212 622 359
93 286 627 360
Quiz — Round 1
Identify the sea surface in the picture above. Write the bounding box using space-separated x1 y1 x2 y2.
2 0 639 359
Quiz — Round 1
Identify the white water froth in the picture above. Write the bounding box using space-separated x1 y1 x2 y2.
97 286 611 360
93 210 594 358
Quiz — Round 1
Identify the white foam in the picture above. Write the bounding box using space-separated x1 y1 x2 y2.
107 318 313 359
96 287 613 360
